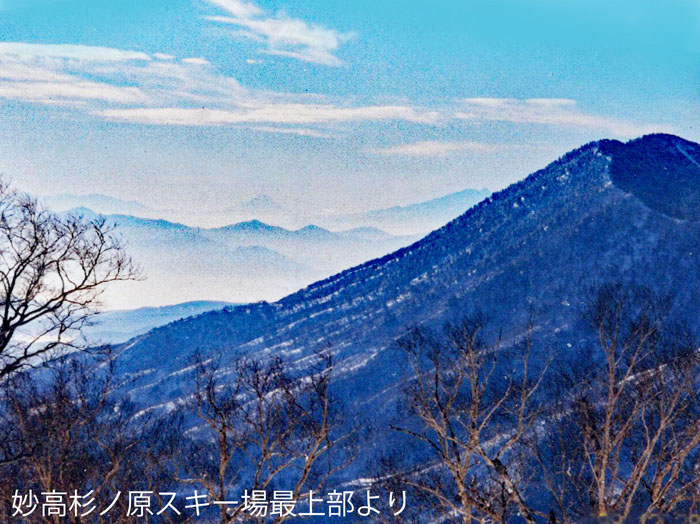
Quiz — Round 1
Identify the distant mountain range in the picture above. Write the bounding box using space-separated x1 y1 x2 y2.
35 188 495 309
62 208 420 309
40 188 492 236
225 189 492 235
41 193 156 217
83 301 233 345
103 134 700 480
316 187 492 234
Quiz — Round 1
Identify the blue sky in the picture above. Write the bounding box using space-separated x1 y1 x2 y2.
0 0 698 218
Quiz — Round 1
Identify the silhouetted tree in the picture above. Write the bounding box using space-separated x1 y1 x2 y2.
0 178 137 379
0 353 187 524
537 283 700 523
385 315 547 524
172 349 357 524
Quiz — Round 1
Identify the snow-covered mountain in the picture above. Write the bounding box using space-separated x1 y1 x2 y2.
104 134 700 479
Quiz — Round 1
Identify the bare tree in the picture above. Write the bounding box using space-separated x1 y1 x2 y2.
173 349 356 524
0 353 187 524
537 283 700 522
387 316 547 524
0 179 138 378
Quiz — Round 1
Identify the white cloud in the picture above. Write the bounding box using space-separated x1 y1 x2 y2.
456 98 664 137
369 140 499 157
261 47 340 66
207 0 262 19
182 57 211 65
0 42 151 62
0 61 75 82
204 0 355 66
0 42 668 140
0 47 240 107
0 80 143 104
96 104 439 126
0 54 145 104
252 126 334 138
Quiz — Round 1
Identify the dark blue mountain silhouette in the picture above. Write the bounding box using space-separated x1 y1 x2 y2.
601 134 700 220
109 134 700 477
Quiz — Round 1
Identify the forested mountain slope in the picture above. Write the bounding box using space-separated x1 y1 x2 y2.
113 134 700 434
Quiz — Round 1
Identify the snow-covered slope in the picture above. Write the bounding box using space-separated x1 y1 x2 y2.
103 134 700 476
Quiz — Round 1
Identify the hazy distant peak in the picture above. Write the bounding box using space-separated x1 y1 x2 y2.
337 227 394 241
296 224 331 234
41 193 154 216
220 221 335 237
241 194 286 212
64 206 101 219
373 188 491 214
223 219 287 233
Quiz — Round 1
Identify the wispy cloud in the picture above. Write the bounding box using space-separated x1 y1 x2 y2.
365 98 671 157
0 80 143 104
0 42 151 61
369 140 500 157
456 98 666 137
182 57 211 65
0 43 668 140
207 0 262 19
204 0 355 66
0 47 235 106
96 104 438 126
0 53 145 104
252 126 334 138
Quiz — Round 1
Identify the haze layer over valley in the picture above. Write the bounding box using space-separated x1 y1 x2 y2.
40 188 489 309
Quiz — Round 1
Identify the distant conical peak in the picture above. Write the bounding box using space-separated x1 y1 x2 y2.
248 194 274 204
243 194 285 210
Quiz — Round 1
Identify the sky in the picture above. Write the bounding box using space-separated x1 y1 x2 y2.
0 0 698 219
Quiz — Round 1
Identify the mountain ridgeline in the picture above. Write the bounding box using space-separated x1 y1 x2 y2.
111 133 700 469
601 135 700 220
68 211 418 309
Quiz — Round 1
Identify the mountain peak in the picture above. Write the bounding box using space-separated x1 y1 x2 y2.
241 194 286 213
600 133 700 221
42 193 154 216
226 219 286 233
630 132 698 148
297 224 328 233
108 135 700 451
